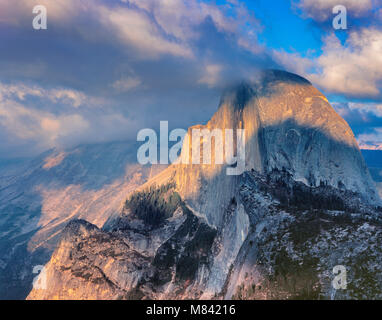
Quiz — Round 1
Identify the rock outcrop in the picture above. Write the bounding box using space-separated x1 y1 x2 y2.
172 70 379 228
0 142 162 299
27 70 382 300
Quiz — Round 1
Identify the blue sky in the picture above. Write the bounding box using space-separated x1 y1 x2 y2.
246 0 323 53
0 0 381 157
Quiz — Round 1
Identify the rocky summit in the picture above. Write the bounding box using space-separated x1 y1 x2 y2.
27 70 382 300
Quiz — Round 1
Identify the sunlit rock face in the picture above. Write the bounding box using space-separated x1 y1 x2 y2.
27 70 382 300
27 219 155 300
171 70 379 228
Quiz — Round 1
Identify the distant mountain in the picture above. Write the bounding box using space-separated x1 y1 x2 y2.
27 70 382 300
0 142 164 299
361 150 382 169
361 150 382 199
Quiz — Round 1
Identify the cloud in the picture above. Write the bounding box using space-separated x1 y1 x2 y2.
112 77 142 92
0 99 89 147
198 64 223 88
49 89 88 108
0 81 138 157
103 0 262 58
335 102 382 118
0 83 100 108
0 0 262 60
272 50 315 78
0 99 137 157
0 0 270 94
0 0 85 26
332 102 382 130
0 0 271 158
97 4 193 59
295 0 377 21
313 29 382 98
121 0 262 57
331 101 382 149
274 28 382 99
127 0 260 40
0 0 193 59
357 128 382 150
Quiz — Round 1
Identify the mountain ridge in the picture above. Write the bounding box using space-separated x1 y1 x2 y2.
27 70 382 300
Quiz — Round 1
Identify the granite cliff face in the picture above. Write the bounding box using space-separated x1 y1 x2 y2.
27 70 382 300
171 70 379 228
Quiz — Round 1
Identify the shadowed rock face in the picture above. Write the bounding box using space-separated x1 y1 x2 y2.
27 70 382 300
171 69 379 228
27 201 218 300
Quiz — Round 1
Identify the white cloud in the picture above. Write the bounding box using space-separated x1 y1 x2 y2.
0 99 89 148
358 128 382 149
330 101 382 149
0 83 95 108
311 29 382 97
0 82 91 149
127 0 257 40
0 81 137 155
0 83 43 100
0 0 194 58
112 77 142 92
97 0 262 59
1 0 262 60
198 64 223 88
49 89 88 108
337 102 382 117
272 50 315 78
274 28 382 98
97 4 193 59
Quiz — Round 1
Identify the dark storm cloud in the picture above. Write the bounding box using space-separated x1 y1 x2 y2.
0 0 282 157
